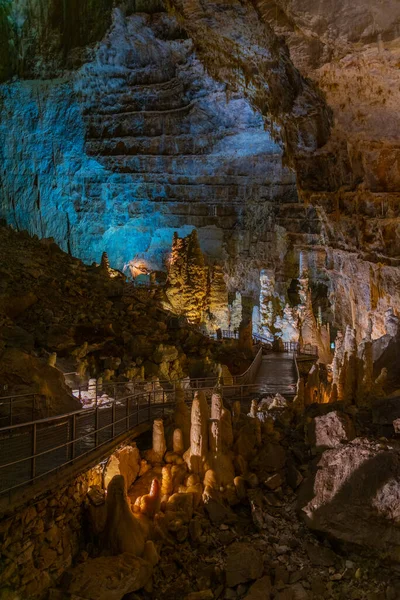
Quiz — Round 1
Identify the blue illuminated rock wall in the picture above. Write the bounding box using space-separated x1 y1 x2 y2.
0 7 300 287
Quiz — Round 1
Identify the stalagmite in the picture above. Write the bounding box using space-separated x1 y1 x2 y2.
174 385 190 450
161 465 173 498
184 391 209 475
172 428 184 455
248 399 258 418
104 475 146 557
211 388 223 420
137 478 161 519
147 419 166 463
229 291 242 331
100 251 111 272
210 418 221 455
343 325 357 403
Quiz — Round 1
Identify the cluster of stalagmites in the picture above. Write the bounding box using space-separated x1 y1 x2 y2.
253 253 331 362
296 307 399 408
79 387 278 598
164 231 235 331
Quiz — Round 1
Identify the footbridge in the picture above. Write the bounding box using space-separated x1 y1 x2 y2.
0 343 317 501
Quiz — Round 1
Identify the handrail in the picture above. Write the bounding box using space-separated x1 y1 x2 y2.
235 347 263 385
0 344 300 496
296 343 318 357
0 337 265 425
0 379 289 497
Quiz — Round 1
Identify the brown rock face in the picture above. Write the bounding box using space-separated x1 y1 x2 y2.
298 438 400 560
225 542 264 587
306 410 356 453
0 348 81 421
61 553 152 600
103 445 141 490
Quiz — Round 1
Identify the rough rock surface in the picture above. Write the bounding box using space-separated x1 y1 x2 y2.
0 223 217 387
0 0 399 335
299 438 400 560
60 552 152 600
103 445 141 490
306 410 356 453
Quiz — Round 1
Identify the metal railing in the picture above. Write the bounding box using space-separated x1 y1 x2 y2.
0 381 265 497
0 342 301 497
209 329 239 340
296 343 318 357
0 340 266 427
235 347 263 385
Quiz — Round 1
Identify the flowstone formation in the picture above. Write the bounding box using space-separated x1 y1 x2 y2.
164 230 229 329
0 1 297 287
253 252 331 362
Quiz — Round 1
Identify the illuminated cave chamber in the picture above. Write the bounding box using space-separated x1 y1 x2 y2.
0 4 296 282
1 1 400 599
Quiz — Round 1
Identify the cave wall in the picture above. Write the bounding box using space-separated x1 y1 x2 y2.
0 4 302 289
0 0 399 339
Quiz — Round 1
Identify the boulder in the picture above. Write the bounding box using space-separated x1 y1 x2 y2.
225 542 263 587
298 438 400 560
250 443 286 478
60 553 152 600
0 348 80 422
306 410 356 453
244 576 272 600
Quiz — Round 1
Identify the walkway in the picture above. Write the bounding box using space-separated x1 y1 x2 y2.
253 353 298 397
0 347 305 499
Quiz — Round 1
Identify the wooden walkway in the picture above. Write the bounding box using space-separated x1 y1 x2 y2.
253 353 298 397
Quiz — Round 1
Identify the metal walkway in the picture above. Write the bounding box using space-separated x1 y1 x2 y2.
0 345 316 499
253 353 298 398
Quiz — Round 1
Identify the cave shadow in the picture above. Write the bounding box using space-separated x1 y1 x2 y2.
298 445 400 558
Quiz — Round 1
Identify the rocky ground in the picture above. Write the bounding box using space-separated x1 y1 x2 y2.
141 407 400 600
147 487 399 600
53 391 400 600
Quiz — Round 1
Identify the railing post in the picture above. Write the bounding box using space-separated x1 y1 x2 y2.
112 402 116 439
31 423 37 481
95 379 98 408
70 414 76 460
95 406 99 447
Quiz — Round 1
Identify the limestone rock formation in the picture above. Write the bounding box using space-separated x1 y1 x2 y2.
306 410 356 453
299 438 400 560
104 475 146 557
0 348 81 422
104 445 141 491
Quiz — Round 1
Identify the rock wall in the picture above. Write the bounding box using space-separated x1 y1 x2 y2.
0 0 399 337
0 3 299 292
0 466 102 599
